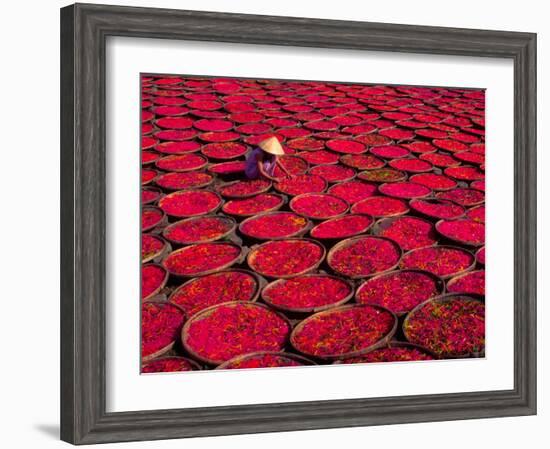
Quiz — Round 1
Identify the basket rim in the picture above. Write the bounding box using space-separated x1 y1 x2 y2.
141 234 168 264
215 351 317 370
289 303 398 360
181 301 292 366
141 355 202 372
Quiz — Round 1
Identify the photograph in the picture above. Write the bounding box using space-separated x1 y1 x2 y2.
140 74 486 373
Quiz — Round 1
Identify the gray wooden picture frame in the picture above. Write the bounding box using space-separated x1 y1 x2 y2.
60 3 537 444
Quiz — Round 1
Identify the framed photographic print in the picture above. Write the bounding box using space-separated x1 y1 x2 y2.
60 3 537 444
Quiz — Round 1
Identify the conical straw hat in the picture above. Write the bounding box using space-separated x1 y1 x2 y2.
258 136 285 155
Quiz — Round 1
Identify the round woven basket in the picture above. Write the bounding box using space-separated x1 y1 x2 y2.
289 304 398 360
181 301 292 365
261 273 355 314
162 215 237 245
239 211 312 241
399 245 477 280
402 293 485 359
289 193 350 221
215 351 316 370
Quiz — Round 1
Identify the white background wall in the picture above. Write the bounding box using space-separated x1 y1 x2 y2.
0 0 546 447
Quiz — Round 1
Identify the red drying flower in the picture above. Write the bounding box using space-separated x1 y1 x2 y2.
222 193 283 216
142 188 160 204
419 152 460 168
188 100 223 111
310 164 355 182
378 216 437 251
142 234 165 262
476 247 486 265
401 141 437 154
155 141 201 154
416 128 449 139
164 216 234 244
444 166 485 181
328 181 377 203
155 117 193 129
170 270 258 317
370 145 410 159
155 153 207 172
142 136 158 150
274 174 327 196
154 129 198 142
141 168 157 185
329 236 401 278
287 137 325 151
163 243 242 276
354 133 393 146
471 180 485 192
436 219 485 246
290 193 348 219
378 182 431 199
454 151 485 165
357 169 405 183
341 123 377 135
379 127 415 141
199 131 241 143
389 158 433 173
432 139 469 152
159 190 221 217
219 353 305 370
141 265 167 299
339 345 434 363
304 120 339 131
404 297 485 357
201 142 247 160
351 196 409 217
409 199 465 220
208 161 246 175
240 212 309 239
447 270 485 296
142 207 164 231
409 173 457 191
142 357 198 373
291 305 396 358
142 151 160 164
400 246 474 278
297 150 340 165
248 239 324 278
340 153 385 170
193 119 233 132
325 139 366 154
263 275 352 311
310 214 373 239
141 301 186 360
466 205 485 223
152 106 189 116
275 127 310 139
356 270 440 314
183 302 290 364
220 179 271 198
437 188 485 206
155 172 213 190
228 112 265 123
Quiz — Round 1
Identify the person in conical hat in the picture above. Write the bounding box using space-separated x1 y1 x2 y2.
244 136 291 181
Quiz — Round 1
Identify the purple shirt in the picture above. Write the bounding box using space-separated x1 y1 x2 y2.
245 147 276 179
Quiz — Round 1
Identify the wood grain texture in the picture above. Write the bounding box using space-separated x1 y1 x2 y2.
60 3 537 444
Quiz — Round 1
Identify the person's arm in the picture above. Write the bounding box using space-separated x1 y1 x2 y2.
257 159 278 182
275 157 292 178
